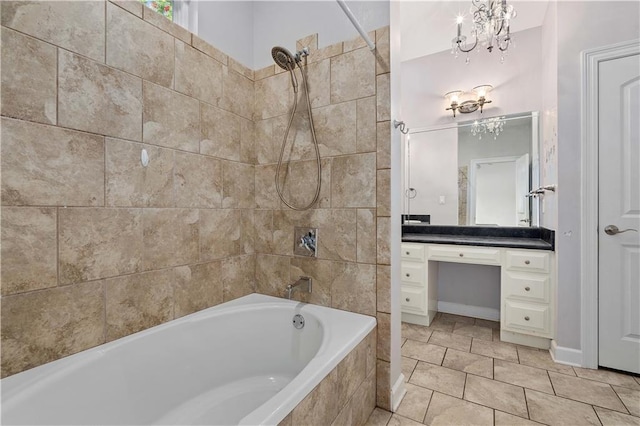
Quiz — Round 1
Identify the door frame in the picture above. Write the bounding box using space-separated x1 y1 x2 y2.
580 39 640 369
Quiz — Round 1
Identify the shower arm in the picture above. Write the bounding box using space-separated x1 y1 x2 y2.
336 0 376 51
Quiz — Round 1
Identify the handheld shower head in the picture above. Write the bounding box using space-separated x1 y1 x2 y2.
271 46 299 92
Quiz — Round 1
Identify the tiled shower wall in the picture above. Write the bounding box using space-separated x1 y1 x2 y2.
0 0 256 377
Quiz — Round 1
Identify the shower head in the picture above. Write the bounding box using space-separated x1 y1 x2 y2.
271 46 297 71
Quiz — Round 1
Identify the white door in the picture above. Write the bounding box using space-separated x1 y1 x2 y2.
515 153 530 226
598 53 640 374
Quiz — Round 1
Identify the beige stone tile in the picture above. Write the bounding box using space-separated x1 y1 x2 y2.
105 269 172 341
105 138 174 207
1 208 57 296
429 330 472 352
376 73 390 122
220 66 254 120
317 209 357 261
352 371 382 426
594 407 640 426
279 412 292 426
142 208 199 269
240 118 256 165
438 312 476 325
402 339 446 365
375 26 390 75
377 169 391 217
377 217 391 265
330 47 376 103
343 31 376 53
377 312 391 362
191 35 228 65
453 324 493 341
471 339 518 362
302 58 330 109
331 262 376 316
271 209 307 256
58 50 142 141
464 374 528 418
574 367 640 390
424 392 493 426
388 414 424 426
356 96 377 153
377 121 391 169
313 101 358 156
377 359 391 410
289 257 331 307
255 65 275 81
364 407 392 426
143 80 200 152
517 346 576 375
356 209 377 264
1 27 56 125
175 40 223 105
494 359 554 394
402 322 433 343
254 210 273 251
365 329 377 375
337 337 367 404
255 254 290 297
443 348 493 379
402 356 419 382
495 411 544 426
526 388 601 426
475 318 500 329
228 57 254 80
426 318 455 333
292 368 339 426
613 385 640 417
255 165 280 209
59 208 142 284
377 265 391 314
396 382 433 423
107 3 174 88
1 281 104 378
409 362 466 398
297 33 318 52
255 72 292 120
142 4 190 43
241 210 255 255
174 151 223 208
1 118 104 207
109 0 143 18
199 209 242 261
222 255 255 302
173 261 222 318
255 116 280 165
222 162 255 209
276 158 330 210
200 102 241 161
1 0 105 61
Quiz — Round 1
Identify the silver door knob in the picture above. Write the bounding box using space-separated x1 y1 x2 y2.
604 225 638 235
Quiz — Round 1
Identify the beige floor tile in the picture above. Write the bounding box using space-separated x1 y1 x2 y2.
614 385 640 417
636 377 640 385
470 339 518 362
401 337 407 347
409 362 467 398
402 339 446 365
464 374 528 418
517 346 575 375
439 313 476 325
396 382 433 423
574 367 640 390
423 392 493 426
494 359 554 394
402 356 418 382
364 407 392 426
428 330 472 352
475 318 500 330
402 322 432 343
452 324 493 341
442 348 493 379
525 389 601 426
594 407 640 426
492 328 501 342
426 318 455 333
494 411 544 425
387 414 423 426
549 371 628 412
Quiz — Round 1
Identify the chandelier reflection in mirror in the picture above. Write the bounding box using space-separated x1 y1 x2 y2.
471 116 506 140
452 0 517 63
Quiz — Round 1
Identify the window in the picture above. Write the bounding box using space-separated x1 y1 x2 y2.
140 0 173 21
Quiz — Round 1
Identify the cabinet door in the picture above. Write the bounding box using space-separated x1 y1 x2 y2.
401 286 426 314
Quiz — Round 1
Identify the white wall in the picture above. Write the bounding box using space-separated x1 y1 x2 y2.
555 1 640 351
438 264 501 312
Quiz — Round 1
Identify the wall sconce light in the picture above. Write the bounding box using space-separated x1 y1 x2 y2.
445 85 493 117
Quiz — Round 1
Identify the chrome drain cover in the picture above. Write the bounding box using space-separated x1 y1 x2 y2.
293 314 305 329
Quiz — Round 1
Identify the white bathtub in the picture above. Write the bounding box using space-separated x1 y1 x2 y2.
1 293 376 425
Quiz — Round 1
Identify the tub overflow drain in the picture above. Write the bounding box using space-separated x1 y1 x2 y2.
293 314 305 329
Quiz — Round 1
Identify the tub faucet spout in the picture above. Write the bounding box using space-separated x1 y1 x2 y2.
286 276 312 300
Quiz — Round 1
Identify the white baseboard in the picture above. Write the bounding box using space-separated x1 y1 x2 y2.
437 302 500 322
391 373 406 412
550 340 583 367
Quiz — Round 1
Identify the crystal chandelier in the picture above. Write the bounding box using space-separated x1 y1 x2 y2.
471 116 506 140
452 0 517 63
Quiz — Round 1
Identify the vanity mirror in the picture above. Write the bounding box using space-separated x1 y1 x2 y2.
403 111 540 226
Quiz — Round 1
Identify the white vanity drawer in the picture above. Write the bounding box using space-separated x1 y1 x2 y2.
504 300 551 336
401 244 425 262
401 286 426 313
503 271 550 303
427 245 501 265
505 250 550 273
401 262 425 285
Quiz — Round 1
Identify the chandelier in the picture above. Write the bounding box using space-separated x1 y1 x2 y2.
471 116 506 140
452 0 517 63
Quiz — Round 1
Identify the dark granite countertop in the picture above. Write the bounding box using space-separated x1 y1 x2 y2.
401 225 555 251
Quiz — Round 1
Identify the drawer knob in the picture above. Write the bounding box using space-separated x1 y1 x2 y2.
524 316 530 321
524 260 531 265
405 251 410 255
525 286 531 292
405 297 410 302
459 253 464 257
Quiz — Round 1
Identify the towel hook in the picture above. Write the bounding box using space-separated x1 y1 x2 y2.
393 120 409 134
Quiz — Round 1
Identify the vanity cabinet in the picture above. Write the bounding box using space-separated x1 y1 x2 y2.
401 243 438 326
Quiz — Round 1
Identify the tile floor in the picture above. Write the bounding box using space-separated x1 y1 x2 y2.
365 313 640 426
